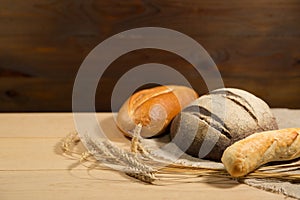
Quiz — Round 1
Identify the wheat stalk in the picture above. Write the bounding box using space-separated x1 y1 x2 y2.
61 132 81 153
75 133 157 183
61 132 300 184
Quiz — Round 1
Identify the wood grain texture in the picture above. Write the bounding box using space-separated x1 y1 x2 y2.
0 0 299 111
0 112 296 200
0 171 286 200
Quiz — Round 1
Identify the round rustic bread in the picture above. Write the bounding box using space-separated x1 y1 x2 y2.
170 88 278 161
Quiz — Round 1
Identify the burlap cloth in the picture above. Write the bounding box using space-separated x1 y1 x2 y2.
141 108 300 199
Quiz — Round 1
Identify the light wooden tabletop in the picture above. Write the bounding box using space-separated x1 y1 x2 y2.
0 111 298 200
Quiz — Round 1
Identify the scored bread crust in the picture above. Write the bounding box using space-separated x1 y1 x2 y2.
221 128 300 177
116 85 198 138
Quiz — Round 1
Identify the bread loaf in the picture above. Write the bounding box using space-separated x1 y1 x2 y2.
170 88 278 161
117 85 198 138
221 128 300 177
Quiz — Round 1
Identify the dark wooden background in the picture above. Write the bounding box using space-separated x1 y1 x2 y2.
1 0 299 112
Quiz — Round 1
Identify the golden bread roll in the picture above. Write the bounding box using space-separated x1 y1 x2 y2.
117 85 198 138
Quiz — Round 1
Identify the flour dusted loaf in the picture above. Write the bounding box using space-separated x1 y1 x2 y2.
221 128 300 177
170 88 278 161
117 85 198 138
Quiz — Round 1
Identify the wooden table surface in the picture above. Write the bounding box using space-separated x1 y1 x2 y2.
1 110 299 200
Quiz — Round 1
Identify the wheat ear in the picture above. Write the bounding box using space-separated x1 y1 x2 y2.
83 134 157 183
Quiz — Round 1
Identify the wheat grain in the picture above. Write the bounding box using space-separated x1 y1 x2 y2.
61 132 300 184
82 134 157 183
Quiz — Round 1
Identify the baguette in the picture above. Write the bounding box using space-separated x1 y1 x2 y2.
117 85 198 138
221 128 300 177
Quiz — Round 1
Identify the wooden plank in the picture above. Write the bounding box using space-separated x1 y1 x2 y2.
1 33 299 79
0 138 86 170
0 74 300 111
0 0 299 111
0 171 291 200
0 78 73 111
0 113 76 137
0 137 125 170
0 112 299 199
0 113 125 139
1 0 299 39
0 132 128 171
0 110 299 171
